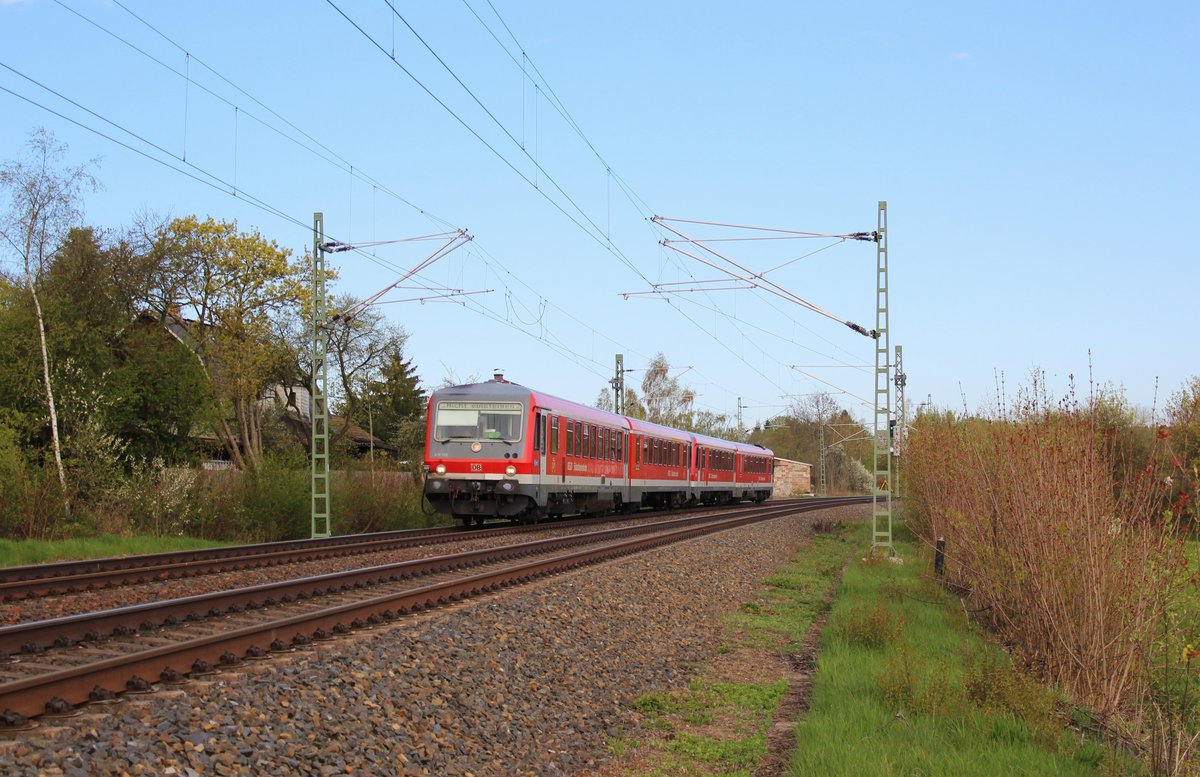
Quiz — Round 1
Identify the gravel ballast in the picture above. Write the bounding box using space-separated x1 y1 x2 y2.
0 506 865 776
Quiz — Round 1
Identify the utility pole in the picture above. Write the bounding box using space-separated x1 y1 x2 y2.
818 423 826 496
893 344 906 499
309 217 476 539
736 397 744 436
872 201 894 556
311 213 331 539
612 354 625 415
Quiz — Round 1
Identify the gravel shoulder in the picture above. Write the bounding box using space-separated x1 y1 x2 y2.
0 504 867 777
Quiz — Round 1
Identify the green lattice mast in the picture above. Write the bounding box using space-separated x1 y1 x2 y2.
871 201 893 555
311 213 331 539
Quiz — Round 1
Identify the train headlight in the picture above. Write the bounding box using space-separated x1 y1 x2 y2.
435 464 446 475
504 464 517 476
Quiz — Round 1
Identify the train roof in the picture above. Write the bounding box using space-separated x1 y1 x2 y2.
624 416 695 442
692 430 774 458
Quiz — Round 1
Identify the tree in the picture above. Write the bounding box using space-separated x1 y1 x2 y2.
748 392 872 493
358 346 427 459
0 129 98 511
161 216 308 469
324 296 410 430
641 353 694 427
595 387 614 412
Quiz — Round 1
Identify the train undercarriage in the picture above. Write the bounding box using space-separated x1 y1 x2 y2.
425 477 771 527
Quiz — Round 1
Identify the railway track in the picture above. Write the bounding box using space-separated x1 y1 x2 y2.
0 498 862 724
0 497 852 603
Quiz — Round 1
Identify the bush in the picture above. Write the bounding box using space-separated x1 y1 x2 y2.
904 383 1181 720
332 465 431 535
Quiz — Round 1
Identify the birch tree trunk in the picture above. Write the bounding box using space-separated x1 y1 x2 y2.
24 265 69 513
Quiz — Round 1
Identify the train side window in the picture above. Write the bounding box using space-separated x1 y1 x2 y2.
550 417 559 454
605 428 612 461
567 420 574 456
534 412 543 453
618 432 625 462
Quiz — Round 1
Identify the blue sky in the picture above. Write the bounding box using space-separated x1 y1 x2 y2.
1 0 1196 428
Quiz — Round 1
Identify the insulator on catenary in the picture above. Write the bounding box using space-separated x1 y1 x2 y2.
845 322 879 339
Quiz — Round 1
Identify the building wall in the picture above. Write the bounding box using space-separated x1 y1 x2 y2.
773 457 812 497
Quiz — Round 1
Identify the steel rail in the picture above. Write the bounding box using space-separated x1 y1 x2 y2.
0 497 842 600
0 499 864 721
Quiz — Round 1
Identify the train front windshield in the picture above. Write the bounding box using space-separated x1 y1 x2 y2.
433 401 524 443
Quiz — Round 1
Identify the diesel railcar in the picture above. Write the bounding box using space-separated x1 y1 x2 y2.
423 375 774 526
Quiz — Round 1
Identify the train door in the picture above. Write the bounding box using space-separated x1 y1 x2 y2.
533 408 548 504
546 415 560 480
620 428 631 507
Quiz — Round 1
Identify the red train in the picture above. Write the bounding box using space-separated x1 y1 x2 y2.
423 375 774 525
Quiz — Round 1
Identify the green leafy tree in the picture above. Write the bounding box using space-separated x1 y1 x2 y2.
39 227 211 465
358 345 427 459
161 215 308 469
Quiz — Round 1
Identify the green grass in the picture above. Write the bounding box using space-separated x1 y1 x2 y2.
0 534 235 568
723 525 854 653
615 523 863 775
610 519 1147 775
628 680 787 776
786 524 1142 776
